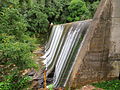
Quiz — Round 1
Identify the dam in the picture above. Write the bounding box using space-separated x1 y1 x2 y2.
40 0 120 88
41 20 91 87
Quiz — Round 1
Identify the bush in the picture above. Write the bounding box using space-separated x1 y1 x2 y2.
0 8 27 39
25 4 49 37
0 71 32 90
85 0 100 17
92 79 120 90
67 0 91 22
0 42 37 70
0 6 38 90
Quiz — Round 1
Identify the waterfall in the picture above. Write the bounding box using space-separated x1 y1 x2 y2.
40 25 64 60
41 20 91 88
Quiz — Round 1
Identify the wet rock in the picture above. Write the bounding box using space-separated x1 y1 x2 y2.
28 70 36 76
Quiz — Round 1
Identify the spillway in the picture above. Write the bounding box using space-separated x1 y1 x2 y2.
41 20 91 88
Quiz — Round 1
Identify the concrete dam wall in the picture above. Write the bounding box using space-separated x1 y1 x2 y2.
41 20 91 87
41 0 120 88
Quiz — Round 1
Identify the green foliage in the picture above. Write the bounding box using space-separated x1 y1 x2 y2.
26 4 49 36
0 8 27 39
67 0 91 22
0 38 37 70
85 0 100 17
0 72 32 90
0 3 38 90
47 84 54 90
0 0 19 9
0 34 37 90
92 79 120 90
44 0 62 23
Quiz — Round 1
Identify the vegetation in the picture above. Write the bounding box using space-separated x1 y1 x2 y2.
92 79 120 90
0 0 100 35
0 4 38 89
67 0 91 22
0 0 100 89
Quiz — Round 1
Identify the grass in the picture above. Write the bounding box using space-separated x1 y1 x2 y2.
92 79 120 90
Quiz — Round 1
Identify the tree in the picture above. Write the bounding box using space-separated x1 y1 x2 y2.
67 0 91 22
85 0 100 17
0 8 27 39
26 4 49 36
0 7 38 89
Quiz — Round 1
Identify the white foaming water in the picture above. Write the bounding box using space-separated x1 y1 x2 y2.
40 26 58 59
41 25 64 66
41 20 91 87
53 22 84 87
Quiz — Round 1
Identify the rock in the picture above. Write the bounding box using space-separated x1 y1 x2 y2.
28 70 36 76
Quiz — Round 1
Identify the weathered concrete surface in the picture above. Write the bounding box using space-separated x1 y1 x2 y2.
109 0 120 76
68 0 115 88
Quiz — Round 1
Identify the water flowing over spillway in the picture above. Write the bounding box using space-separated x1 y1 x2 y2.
41 20 91 88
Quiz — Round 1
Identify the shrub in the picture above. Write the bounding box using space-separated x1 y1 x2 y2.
25 4 49 37
92 79 120 90
0 6 38 90
67 0 91 22
85 0 100 17
0 34 38 90
0 71 32 90
0 8 27 39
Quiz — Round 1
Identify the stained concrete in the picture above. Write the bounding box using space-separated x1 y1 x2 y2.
68 0 120 88
109 0 120 80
